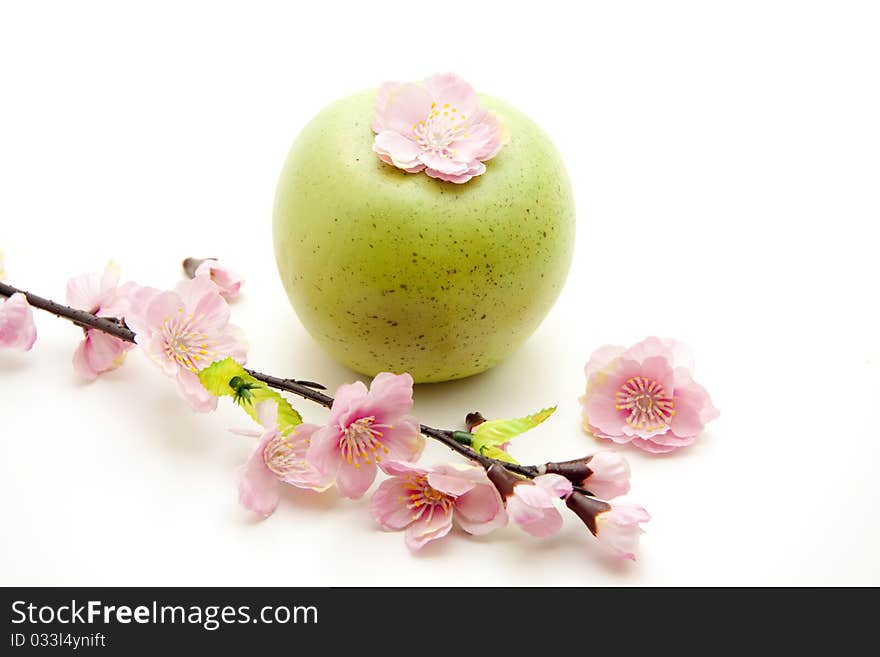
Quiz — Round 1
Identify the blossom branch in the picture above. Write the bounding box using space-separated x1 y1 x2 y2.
0 281 135 342
2 270 653 558
0 280 539 480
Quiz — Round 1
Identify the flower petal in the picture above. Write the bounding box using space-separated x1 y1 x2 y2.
628 437 680 454
508 496 564 537
512 483 556 509
328 381 369 427
238 448 280 517
73 330 131 380
424 473 473 498
65 272 102 312
373 131 423 171
370 477 417 530
670 378 718 438
304 425 342 482
584 344 626 382
176 368 218 412
624 336 673 364
376 415 425 463
454 483 507 535
255 400 278 429
194 259 244 301
533 473 573 499
363 372 414 423
595 504 650 560
185 277 230 329
335 460 378 499
378 459 427 478
372 81 432 136
404 505 453 550
418 152 470 176
424 73 478 115
423 161 486 184
584 451 631 499
0 293 37 351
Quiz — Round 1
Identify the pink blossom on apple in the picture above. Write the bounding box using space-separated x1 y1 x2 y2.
581 337 719 453
305 372 424 499
237 401 331 517
486 465 572 537
372 73 508 184
65 262 136 380
127 275 247 412
0 292 37 351
371 460 507 550
565 492 650 561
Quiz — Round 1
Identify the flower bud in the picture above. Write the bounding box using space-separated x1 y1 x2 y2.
541 451 630 499
566 491 649 560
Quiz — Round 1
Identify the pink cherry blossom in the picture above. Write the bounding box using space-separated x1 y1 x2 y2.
305 372 424 499
565 492 650 560
127 275 247 412
581 337 719 453
0 292 37 351
486 465 572 537
371 460 507 550
188 258 244 301
372 73 507 184
65 262 136 380
237 401 331 517
541 450 631 500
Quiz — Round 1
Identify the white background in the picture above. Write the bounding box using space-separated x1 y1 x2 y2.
1 1 878 586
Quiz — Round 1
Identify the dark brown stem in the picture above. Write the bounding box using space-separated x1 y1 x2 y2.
0 281 546 481
0 282 136 341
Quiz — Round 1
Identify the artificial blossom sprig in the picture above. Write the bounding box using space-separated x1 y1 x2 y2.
0 260 650 560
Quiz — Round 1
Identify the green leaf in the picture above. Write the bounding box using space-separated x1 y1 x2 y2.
478 445 519 465
198 358 302 433
470 406 557 464
471 406 557 454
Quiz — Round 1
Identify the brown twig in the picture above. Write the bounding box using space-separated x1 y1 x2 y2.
1 281 553 483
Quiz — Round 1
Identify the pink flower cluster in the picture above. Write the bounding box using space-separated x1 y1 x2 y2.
62 261 248 411
239 372 424 507
581 337 719 453
236 370 650 560
128 275 247 412
6 255 711 564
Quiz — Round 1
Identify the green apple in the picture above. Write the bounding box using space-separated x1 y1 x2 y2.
273 89 575 383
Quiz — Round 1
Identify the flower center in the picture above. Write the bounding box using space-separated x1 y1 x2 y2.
161 309 217 372
340 416 389 468
412 102 468 158
615 376 675 431
263 431 309 479
402 475 453 518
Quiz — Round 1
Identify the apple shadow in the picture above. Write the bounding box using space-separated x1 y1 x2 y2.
410 335 562 424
